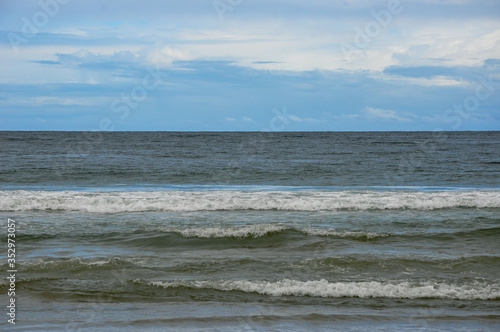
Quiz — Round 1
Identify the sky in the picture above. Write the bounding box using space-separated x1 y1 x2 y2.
0 0 499 131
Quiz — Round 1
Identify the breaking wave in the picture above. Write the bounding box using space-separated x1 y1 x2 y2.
1 189 499 212
144 279 500 300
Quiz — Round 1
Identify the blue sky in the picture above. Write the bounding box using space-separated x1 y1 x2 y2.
1 0 499 131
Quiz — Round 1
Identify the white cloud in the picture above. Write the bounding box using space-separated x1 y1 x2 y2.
2 1 499 80
337 107 421 123
364 106 417 122
392 25 500 68
289 115 302 122
242 117 255 122
0 96 112 107
225 116 255 123
380 74 467 87
286 114 327 124
144 46 192 68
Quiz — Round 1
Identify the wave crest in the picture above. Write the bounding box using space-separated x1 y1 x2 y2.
1 190 499 212
145 279 500 300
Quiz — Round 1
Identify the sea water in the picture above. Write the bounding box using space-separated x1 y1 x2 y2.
0 131 499 331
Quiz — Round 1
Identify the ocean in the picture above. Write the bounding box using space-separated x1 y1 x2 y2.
1 131 499 331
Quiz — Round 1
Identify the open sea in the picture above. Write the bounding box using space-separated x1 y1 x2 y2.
1 131 499 331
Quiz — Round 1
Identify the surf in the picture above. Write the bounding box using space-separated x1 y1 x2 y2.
2 189 500 212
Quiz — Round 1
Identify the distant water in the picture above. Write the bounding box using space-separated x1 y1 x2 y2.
1 131 499 331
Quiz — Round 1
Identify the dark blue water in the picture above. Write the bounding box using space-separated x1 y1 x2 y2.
1 131 499 189
1 131 499 331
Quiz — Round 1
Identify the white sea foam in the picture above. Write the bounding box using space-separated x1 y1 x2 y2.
302 228 389 239
145 225 387 239
21 257 131 269
147 279 500 300
1 190 499 212
156 225 287 238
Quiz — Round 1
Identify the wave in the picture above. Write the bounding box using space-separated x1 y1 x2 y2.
16 257 137 273
11 255 500 276
143 279 500 300
6 277 497 301
301 228 388 239
12 225 500 248
12 225 390 242
1 189 500 212
153 225 287 239
149 225 388 239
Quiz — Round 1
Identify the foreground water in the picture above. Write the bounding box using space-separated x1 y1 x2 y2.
1 131 499 331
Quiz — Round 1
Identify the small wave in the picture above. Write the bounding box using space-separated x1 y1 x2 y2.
12 225 496 243
302 229 389 239
7 226 390 244
1 190 499 212
144 279 500 300
17 257 137 273
153 225 287 238
148 225 388 240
